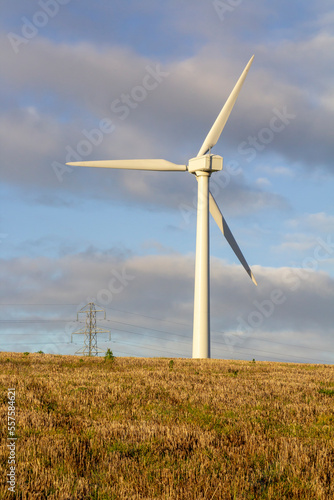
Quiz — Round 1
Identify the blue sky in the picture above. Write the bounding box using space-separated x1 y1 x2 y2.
1 1 334 362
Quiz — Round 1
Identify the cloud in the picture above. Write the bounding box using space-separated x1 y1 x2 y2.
255 177 272 188
300 213 334 233
256 165 295 177
273 234 317 253
1 249 333 361
1 19 334 218
0 64 288 216
272 211 334 258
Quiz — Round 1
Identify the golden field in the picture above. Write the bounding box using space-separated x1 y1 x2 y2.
0 352 334 499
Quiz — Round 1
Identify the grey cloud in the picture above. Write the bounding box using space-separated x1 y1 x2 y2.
0 101 284 216
1 251 334 361
1 10 333 212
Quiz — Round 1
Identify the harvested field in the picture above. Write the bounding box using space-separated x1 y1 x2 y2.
0 352 333 499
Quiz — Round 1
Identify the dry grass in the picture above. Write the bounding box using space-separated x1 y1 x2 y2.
0 352 334 499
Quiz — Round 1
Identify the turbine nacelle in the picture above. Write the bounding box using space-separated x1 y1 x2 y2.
188 154 223 174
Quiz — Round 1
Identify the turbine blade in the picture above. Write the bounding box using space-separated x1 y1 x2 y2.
209 191 257 285
197 55 254 157
66 159 187 171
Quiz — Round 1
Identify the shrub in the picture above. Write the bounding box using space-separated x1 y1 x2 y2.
105 349 115 363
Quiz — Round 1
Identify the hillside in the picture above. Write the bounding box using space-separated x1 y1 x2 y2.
1 352 334 499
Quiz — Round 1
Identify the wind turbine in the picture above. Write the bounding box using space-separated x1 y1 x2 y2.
67 55 257 359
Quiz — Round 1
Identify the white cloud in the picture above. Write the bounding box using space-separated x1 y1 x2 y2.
1 250 333 360
255 177 272 188
256 165 295 177
274 234 317 253
287 212 334 233
304 212 334 233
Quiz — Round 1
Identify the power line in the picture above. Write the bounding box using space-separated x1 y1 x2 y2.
1 325 330 364
1 315 332 355
0 303 192 330
0 316 330 358
0 303 333 363
1 323 332 360
104 326 332 364
0 341 71 346
1 302 332 352
0 320 71 323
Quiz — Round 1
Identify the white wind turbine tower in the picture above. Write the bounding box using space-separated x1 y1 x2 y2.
67 56 257 359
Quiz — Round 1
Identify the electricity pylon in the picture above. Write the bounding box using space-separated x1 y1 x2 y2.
71 302 110 356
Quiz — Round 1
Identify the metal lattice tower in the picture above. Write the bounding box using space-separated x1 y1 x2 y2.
71 302 110 356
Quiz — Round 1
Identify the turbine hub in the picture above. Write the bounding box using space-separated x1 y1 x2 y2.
188 154 223 174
